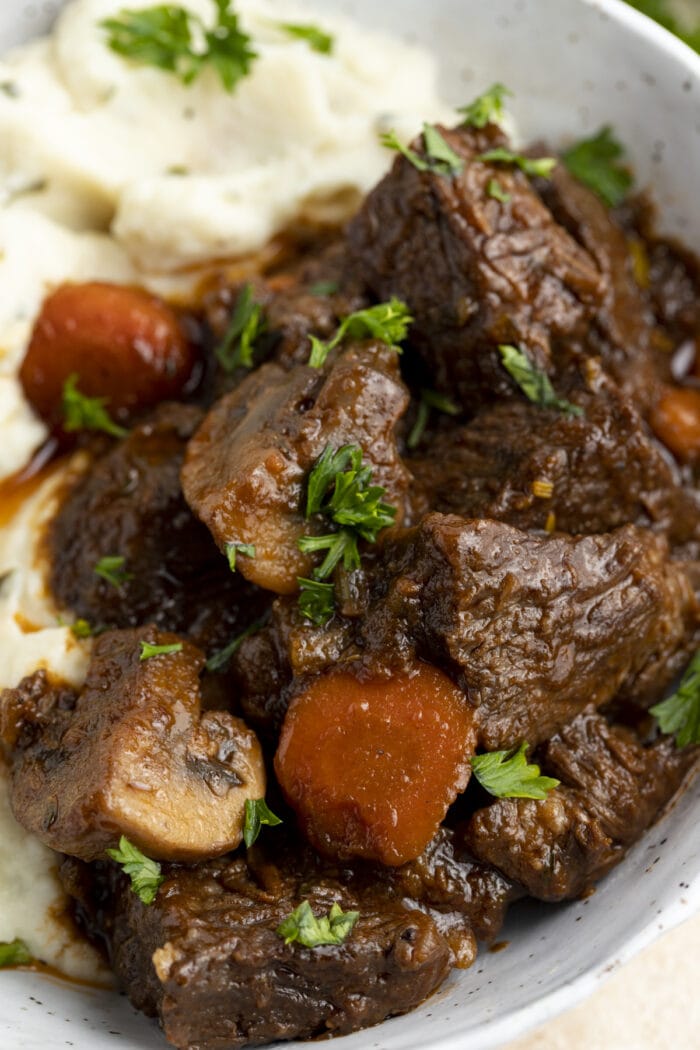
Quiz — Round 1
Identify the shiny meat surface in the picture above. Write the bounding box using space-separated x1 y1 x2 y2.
463 710 697 900
347 123 604 407
182 344 412 594
1 627 265 862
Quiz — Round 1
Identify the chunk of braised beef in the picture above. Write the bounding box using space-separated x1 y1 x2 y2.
62 835 462 1050
48 403 268 654
410 369 700 558
347 123 604 408
537 165 661 409
181 344 412 595
1 626 265 863
462 710 697 900
203 239 368 375
361 515 699 749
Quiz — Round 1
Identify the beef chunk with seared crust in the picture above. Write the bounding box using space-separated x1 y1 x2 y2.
462 709 697 900
347 123 604 408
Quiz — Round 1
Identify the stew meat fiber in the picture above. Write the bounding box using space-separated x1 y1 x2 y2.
2 117 700 1050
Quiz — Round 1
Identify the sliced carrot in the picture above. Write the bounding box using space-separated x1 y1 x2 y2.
650 386 700 463
274 662 476 866
20 282 195 427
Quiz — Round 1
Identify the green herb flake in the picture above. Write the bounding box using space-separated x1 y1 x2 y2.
562 126 633 208
479 147 557 179
498 344 583 417
0 81 20 99
71 618 94 639
277 22 334 54
243 797 283 848
471 743 560 800
407 388 460 449
225 542 256 572
101 1 257 92
62 374 128 439
215 283 265 372
309 279 339 296
487 178 512 203
94 555 132 589
205 617 265 674
139 641 184 661
106 836 165 905
277 900 359 948
308 298 412 368
651 649 700 748
458 82 512 129
381 123 464 178
297 576 335 626
0 939 32 969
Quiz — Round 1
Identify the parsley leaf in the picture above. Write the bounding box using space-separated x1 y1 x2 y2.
277 22 334 54
243 797 282 848
297 577 335 625
562 126 633 208
139 641 183 661
71 618 94 639
498 345 583 417
225 542 256 571
106 836 164 905
480 147 557 179
487 178 511 203
458 82 512 129
216 284 265 372
102 1 257 92
651 649 700 748
277 900 359 948
205 617 265 673
94 555 132 588
0 939 32 968
407 388 460 450
298 444 396 618
471 743 560 800
381 123 464 178
308 298 412 368
62 374 128 439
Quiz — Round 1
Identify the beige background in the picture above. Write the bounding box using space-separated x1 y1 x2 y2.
505 913 700 1050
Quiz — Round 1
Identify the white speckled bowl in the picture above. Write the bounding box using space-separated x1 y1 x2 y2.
1 1 700 1049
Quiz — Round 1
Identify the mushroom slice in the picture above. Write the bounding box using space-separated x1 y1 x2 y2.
1 627 265 862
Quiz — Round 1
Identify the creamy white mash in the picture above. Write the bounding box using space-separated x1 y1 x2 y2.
0 0 452 979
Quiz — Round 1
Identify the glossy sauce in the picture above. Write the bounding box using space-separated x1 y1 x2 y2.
0 439 62 529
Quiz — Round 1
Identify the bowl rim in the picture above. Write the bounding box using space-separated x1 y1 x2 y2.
1 1 699 1049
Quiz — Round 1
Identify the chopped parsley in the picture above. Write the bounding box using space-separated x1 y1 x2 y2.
277 900 359 948
215 284 265 372
94 555 132 588
0 939 32 969
225 541 256 572
471 743 560 800
106 836 164 905
297 445 396 622
101 1 257 92
487 178 511 203
277 22 334 54
498 345 583 417
380 123 464 178
62 374 128 439
407 389 460 450
479 147 557 179
651 649 700 748
458 82 512 129
561 126 633 208
297 577 335 626
205 617 265 673
71 618 94 639
243 798 282 848
309 279 339 297
139 641 184 661
308 298 412 368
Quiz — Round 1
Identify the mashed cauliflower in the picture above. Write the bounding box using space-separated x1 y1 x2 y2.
0 0 452 978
